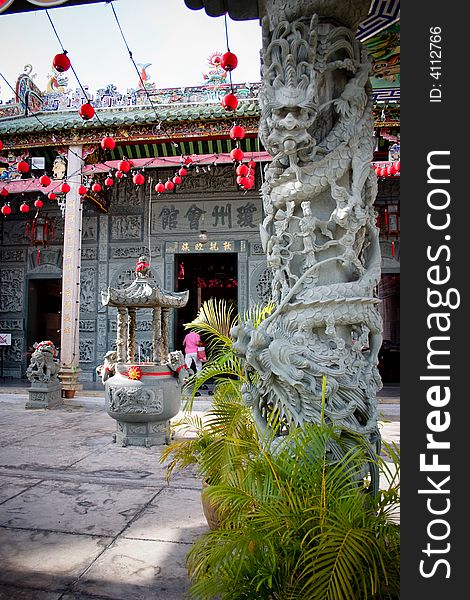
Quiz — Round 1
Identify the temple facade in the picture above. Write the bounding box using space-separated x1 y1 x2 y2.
0 16 399 385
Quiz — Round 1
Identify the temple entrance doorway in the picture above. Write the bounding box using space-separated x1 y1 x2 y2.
26 278 62 359
174 253 238 352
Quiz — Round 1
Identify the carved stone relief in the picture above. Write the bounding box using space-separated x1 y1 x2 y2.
111 215 142 240
81 247 97 260
79 338 95 362
0 319 23 331
1 248 26 262
82 216 98 241
79 266 97 312
79 320 95 332
110 244 162 259
249 262 272 305
0 268 24 312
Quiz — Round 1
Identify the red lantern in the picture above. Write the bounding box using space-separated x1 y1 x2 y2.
115 170 124 179
0 140 3 151
178 167 187 177
236 175 244 185
395 161 400 172
34 198 44 209
241 177 254 190
78 185 87 195
39 174 51 187
184 156 193 166
0 188 8 197
20 202 30 213
248 160 256 169
236 163 248 176
172 175 182 186
101 136 116 151
221 51 238 71
105 177 114 187
1 204 11 215
133 173 145 185
17 160 29 173
230 124 245 140
379 167 387 177
48 192 57 201
92 182 102 193
165 179 175 191
230 147 244 162
118 159 131 173
59 182 71 193
387 163 397 176
52 52 71 73
79 103 95 120
155 181 165 194
222 93 238 111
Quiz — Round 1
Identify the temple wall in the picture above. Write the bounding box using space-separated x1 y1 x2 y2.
0 166 399 381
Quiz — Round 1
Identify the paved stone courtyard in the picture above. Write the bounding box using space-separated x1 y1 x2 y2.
0 387 399 599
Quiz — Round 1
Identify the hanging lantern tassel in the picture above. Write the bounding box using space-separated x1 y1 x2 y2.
37 248 41 266
391 241 395 257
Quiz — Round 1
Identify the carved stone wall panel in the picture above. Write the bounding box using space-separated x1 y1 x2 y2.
249 261 272 305
1 221 28 245
113 178 144 208
27 247 62 272
98 263 108 313
0 268 24 312
79 266 97 313
1 248 26 262
0 319 23 331
79 338 95 363
109 264 162 290
98 214 109 261
110 244 162 260
97 314 108 353
110 215 143 241
250 241 266 256
81 247 97 260
79 320 95 332
82 216 98 242
4 336 23 362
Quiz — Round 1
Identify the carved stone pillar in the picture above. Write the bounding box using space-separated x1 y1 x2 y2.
127 307 136 363
232 0 383 490
161 308 169 363
116 307 127 364
59 144 84 395
152 307 162 364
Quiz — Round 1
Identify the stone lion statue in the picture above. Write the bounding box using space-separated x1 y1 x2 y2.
26 341 60 384
167 350 192 385
96 350 118 384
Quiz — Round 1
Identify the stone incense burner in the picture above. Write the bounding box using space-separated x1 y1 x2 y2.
100 257 189 447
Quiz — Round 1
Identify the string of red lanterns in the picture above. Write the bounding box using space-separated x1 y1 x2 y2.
373 161 400 178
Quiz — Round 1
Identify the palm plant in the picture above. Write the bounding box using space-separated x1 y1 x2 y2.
186 425 400 600
180 297 273 410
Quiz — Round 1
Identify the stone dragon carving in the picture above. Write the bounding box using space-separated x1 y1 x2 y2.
232 1 383 476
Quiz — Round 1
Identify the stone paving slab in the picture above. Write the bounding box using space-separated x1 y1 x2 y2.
123 486 208 544
71 537 192 600
0 527 110 592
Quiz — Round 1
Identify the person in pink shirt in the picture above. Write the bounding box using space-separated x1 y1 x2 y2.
183 330 203 372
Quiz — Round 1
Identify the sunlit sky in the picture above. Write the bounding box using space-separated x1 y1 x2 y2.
0 0 263 102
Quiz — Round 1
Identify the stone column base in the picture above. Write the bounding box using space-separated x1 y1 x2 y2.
25 383 62 409
112 420 170 447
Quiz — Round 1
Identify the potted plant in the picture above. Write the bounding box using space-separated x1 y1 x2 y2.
160 298 400 598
